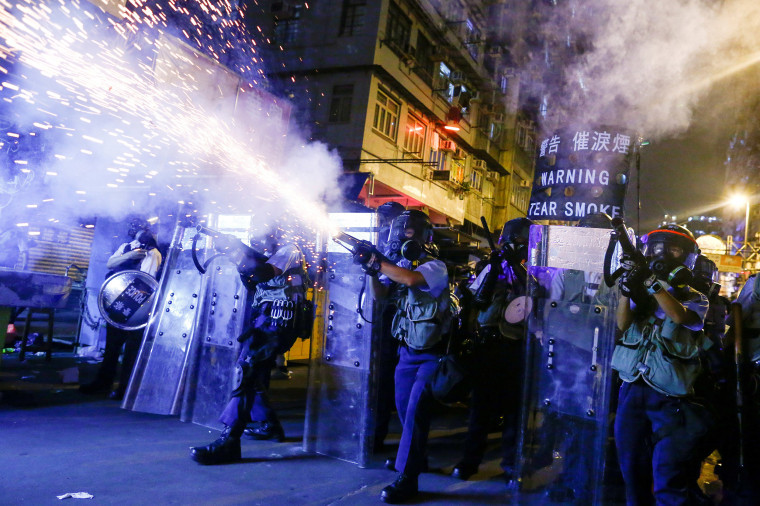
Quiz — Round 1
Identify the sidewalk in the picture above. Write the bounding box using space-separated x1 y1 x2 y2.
0 353 512 505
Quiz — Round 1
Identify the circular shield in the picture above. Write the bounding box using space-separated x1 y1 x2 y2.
98 270 159 330
504 295 532 324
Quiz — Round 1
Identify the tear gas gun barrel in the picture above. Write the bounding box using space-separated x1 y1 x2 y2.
192 225 268 274
480 216 497 251
604 217 646 288
195 225 269 263
333 231 370 254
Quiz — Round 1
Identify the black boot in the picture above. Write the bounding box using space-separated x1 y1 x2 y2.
451 461 479 480
380 473 418 504
190 427 242 465
243 421 285 442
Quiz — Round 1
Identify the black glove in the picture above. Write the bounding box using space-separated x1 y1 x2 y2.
618 270 636 298
619 254 639 272
489 249 503 267
352 241 384 277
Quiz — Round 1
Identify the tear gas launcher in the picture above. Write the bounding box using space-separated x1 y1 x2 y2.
192 225 268 274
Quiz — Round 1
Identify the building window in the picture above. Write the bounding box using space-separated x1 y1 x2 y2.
516 121 535 154
372 90 400 141
464 19 480 60
328 84 353 123
470 169 483 192
339 0 365 36
413 33 433 84
403 115 425 154
274 4 301 44
451 158 465 183
386 2 412 54
511 176 530 212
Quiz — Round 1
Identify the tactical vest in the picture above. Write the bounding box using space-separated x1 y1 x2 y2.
390 260 452 351
253 265 307 305
611 313 706 397
475 267 525 340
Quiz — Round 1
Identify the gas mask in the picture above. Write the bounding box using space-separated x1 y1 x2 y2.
498 217 534 263
690 254 720 298
385 211 433 263
642 226 699 288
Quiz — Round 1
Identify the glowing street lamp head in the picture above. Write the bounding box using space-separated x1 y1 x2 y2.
730 194 749 209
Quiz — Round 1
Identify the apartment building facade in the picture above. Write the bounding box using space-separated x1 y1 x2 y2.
248 0 536 233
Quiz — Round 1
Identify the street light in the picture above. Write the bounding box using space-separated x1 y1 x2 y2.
730 194 751 246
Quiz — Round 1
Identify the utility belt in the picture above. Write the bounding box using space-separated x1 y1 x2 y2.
258 299 297 330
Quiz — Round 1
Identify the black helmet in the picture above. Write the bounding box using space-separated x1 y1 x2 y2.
641 224 699 285
127 217 151 239
498 217 534 247
377 201 405 223
577 212 613 229
691 254 719 297
386 210 434 262
498 217 534 263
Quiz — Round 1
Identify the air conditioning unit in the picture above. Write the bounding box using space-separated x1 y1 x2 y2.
453 147 466 159
430 170 452 181
472 159 486 170
439 140 455 152
486 170 499 181
432 73 449 92
450 71 465 85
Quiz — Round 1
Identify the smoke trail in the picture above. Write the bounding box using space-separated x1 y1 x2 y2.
0 0 342 235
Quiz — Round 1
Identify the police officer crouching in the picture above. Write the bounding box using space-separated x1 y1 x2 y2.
612 224 714 505
189 228 308 465
353 210 451 504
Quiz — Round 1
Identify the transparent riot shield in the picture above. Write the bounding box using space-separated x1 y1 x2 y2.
124 214 249 431
123 221 203 415
513 225 619 505
304 212 380 467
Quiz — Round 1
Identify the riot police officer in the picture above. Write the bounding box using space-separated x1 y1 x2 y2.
451 217 533 482
190 228 308 465
612 224 712 505
80 218 162 400
374 201 406 453
354 210 451 504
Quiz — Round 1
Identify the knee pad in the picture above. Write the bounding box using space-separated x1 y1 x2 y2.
231 362 249 397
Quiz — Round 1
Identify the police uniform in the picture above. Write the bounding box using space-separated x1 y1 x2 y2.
219 243 306 437
81 236 161 399
190 242 306 465
387 257 450 477
612 285 711 505
454 260 525 479
721 276 760 503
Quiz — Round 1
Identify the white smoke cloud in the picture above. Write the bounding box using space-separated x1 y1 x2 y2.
0 0 343 235
533 0 760 139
